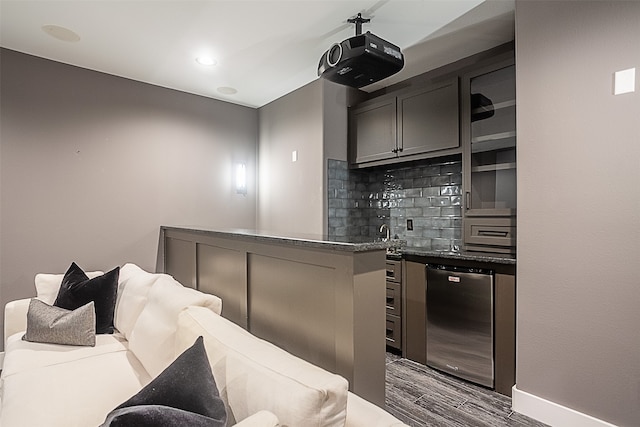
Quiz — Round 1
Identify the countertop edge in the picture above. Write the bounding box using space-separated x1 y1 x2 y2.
161 226 391 253
400 248 516 265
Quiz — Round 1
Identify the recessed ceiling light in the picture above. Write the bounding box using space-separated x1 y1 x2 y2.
42 25 80 42
196 56 217 66
217 87 238 95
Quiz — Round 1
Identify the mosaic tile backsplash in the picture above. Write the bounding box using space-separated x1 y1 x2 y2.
328 157 462 251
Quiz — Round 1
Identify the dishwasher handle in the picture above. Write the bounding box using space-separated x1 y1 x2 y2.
426 263 493 276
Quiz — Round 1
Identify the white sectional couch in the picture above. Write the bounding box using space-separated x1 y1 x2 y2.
0 263 408 427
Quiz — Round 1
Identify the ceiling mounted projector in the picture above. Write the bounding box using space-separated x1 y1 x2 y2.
318 13 404 88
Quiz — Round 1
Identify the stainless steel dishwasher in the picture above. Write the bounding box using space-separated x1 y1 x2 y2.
426 264 494 388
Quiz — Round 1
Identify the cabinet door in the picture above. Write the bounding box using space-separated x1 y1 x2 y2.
398 77 459 157
464 62 516 217
350 97 397 165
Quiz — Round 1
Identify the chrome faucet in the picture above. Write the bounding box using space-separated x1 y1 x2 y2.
379 224 390 242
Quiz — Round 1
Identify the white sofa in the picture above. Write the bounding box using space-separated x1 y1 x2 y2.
0 263 408 427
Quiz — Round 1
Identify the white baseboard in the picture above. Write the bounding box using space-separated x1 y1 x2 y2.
512 385 618 427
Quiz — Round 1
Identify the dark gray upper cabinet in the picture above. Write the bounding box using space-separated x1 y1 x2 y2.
349 77 460 168
350 96 397 165
397 77 459 157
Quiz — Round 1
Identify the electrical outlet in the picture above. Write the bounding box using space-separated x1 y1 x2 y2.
407 219 413 231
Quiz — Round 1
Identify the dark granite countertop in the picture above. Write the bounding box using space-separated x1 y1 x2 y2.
161 226 393 253
162 226 515 263
396 247 516 265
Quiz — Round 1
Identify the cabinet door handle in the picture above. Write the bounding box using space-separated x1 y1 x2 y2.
386 297 395 310
465 192 470 210
478 230 509 237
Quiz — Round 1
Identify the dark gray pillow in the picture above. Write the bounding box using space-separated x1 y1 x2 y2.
23 298 96 346
54 262 119 334
101 336 227 427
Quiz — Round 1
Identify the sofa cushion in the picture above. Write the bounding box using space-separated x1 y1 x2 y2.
1 331 131 378
23 298 96 346
0 346 150 427
54 262 119 334
114 263 163 339
101 336 226 427
175 306 349 427
128 276 222 378
36 269 104 305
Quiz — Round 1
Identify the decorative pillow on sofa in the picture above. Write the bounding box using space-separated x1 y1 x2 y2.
128 275 222 377
23 298 96 346
35 269 104 305
54 262 119 334
114 263 163 340
101 336 227 427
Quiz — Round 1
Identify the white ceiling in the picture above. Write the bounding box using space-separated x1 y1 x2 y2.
0 0 515 108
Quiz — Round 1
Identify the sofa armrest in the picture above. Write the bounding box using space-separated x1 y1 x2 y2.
233 410 280 427
4 298 31 347
345 392 410 427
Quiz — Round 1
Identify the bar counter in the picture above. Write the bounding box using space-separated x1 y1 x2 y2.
157 226 387 406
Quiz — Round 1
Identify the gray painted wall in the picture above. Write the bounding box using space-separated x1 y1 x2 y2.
257 79 325 234
258 79 352 236
0 49 258 343
515 2 640 425
256 79 351 236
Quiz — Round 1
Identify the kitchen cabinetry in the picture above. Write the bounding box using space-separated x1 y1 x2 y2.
463 59 517 253
349 77 460 167
385 258 402 351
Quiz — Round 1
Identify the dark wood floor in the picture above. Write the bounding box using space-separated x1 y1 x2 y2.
385 352 548 427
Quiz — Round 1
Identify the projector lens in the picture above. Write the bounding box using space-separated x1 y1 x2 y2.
327 43 342 67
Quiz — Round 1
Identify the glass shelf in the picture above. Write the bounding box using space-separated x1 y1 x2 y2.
471 99 515 115
471 162 516 173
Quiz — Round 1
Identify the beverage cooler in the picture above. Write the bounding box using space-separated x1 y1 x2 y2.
426 264 494 388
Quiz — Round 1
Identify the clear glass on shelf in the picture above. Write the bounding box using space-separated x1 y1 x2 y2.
469 64 516 213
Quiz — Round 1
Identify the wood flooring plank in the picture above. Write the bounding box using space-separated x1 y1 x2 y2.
385 353 548 427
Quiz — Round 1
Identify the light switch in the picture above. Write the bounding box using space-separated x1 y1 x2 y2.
614 68 635 95
292 150 298 162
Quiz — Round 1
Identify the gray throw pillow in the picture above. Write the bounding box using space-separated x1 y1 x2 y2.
101 336 227 427
23 298 96 346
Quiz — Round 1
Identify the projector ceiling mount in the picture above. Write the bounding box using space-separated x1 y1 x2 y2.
347 13 370 36
317 12 404 88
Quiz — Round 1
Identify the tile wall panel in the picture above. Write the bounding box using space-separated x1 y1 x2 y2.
327 157 463 250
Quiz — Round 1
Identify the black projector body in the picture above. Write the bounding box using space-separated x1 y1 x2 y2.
318 31 404 88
